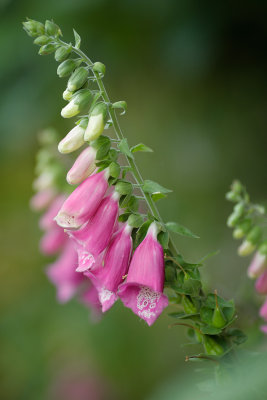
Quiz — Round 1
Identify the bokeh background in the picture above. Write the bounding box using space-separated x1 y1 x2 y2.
1 1 267 399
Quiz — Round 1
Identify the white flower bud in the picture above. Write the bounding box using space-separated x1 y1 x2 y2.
238 240 256 257
84 114 105 141
63 89 73 101
58 125 85 154
61 100 79 118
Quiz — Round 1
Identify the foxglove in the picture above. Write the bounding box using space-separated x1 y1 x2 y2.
39 194 66 230
30 188 57 211
68 191 120 272
247 252 267 279
255 270 267 294
40 225 67 255
55 169 109 228
66 146 97 185
118 222 168 326
86 223 132 312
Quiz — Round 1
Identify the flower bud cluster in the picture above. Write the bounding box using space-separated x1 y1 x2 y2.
226 180 267 333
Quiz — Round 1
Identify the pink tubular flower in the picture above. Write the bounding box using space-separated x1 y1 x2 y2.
39 195 66 230
85 223 133 312
30 188 57 211
259 298 267 320
68 191 120 272
260 325 267 334
55 169 109 229
66 146 97 185
40 225 67 255
46 241 83 303
255 270 267 294
79 283 102 321
247 252 267 279
118 222 168 326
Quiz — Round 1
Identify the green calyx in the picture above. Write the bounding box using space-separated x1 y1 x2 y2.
23 19 45 37
72 89 93 111
182 295 197 314
45 20 61 37
212 305 227 328
33 35 50 45
39 43 58 55
90 102 108 119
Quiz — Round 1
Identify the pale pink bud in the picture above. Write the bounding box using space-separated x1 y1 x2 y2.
259 298 267 321
66 146 97 185
55 169 109 229
260 325 267 334
68 192 120 272
255 270 267 294
86 223 132 312
30 188 57 211
40 225 67 255
46 241 83 303
118 222 168 326
247 252 267 279
39 195 66 230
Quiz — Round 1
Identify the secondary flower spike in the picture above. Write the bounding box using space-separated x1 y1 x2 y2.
30 188 57 211
66 146 97 185
85 223 132 312
39 194 66 230
40 225 67 255
118 222 168 326
255 270 267 294
55 169 109 229
247 252 267 279
46 241 83 303
67 191 120 272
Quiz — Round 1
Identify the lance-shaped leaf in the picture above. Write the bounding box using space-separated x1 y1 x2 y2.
142 180 172 195
118 138 134 159
127 213 144 228
73 29 81 49
131 143 153 153
166 221 199 239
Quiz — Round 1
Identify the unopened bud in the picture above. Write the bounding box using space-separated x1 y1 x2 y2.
225 191 239 202
248 251 267 279
84 102 108 141
39 43 57 55
57 59 81 78
247 226 262 245
212 306 226 328
55 45 72 62
33 35 50 45
233 219 252 239
67 67 89 91
93 62 106 76
231 180 243 194
58 124 85 154
61 89 93 118
238 240 256 257
67 146 97 185
45 20 61 37
227 203 245 228
62 89 73 101
23 19 45 37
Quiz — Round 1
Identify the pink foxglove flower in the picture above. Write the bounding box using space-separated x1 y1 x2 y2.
260 325 267 334
80 283 102 321
85 223 132 312
118 222 168 326
255 270 267 294
66 146 97 185
46 241 83 303
247 252 267 279
30 188 57 211
55 169 109 229
39 194 66 230
68 191 120 272
40 225 67 255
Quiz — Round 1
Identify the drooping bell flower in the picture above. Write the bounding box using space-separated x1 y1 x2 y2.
85 223 133 312
46 241 83 303
55 169 109 229
68 191 120 272
66 146 97 185
30 188 57 211
118 222 168 326
40 225 67 255
255 270 267 294
39 194 66 230
247 252 267 279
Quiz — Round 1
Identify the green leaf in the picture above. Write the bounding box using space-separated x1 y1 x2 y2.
142 180 172 195
182 278 202 296
127 196 139 212
115 180 133 195
112 101 127 115
166 222 199 239
131 143 153 153
109 161 120 178
118 138 133 159
226 328 247 345
127 213 144 228
118 213 131 223
73 29 81 48
200 326 222 335
197 250 220 263
158 231 169 249
151 192 167 202
91 135 111 160
135 220 152 248
122 166 132 179
168 312 199 319
119 193 132 208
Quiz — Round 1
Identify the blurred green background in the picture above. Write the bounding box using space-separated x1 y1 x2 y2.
1 0 267 399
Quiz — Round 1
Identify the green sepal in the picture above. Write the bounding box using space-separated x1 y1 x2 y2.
212 305 227 329
182 295 198 314
91 135 111 159
126 196 139 212
118 213 131 223
158 231 169 249
115 180 133 195
45 20 61 37
127 213 144 228
73 29 81 49
112 101 127 115
23 19 45 37
109 161 120 178
93 62 106 76
33 35 50 45
203 336 224 356
131 143 153 153
151 192 167 202
134 220 153 248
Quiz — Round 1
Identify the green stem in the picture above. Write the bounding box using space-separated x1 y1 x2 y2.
57 39 179 255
